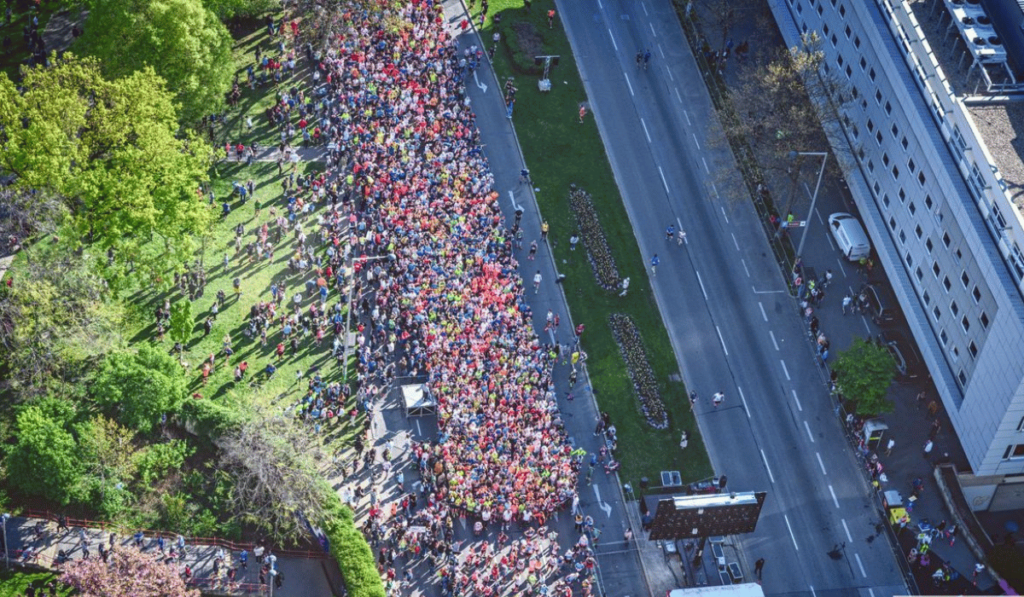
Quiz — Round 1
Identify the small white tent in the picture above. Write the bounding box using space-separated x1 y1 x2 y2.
401 384 436 417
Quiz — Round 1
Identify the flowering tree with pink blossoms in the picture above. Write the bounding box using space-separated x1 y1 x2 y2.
59 546 199 597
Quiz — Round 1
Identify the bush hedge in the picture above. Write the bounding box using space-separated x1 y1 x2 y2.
321 490 385 597
609 313 668 429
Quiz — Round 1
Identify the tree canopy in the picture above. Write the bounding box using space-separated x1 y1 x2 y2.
61 545 200 597
6 403 84 504
202 0 277 19
832 337 896 415
0 55 214 291
90 344 188 434
79 0 234 125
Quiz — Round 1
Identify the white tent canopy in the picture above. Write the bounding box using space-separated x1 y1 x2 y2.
401 384 436 417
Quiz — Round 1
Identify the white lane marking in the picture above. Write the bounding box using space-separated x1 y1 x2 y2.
667 68 674 81
650 22 656 36
815 207 825 225
824 231 835 251
784 514 800 551
625 71 634 97
731 233 739 251
597 0 602 7
868 589 875 597
720 205 729 224
760 449 775 484
855 553 867 578
608 28 618 52
759 302 768 322
508 190 520 211
658 166 670 194
769 330 779 351
791 389 803 411
676 88 684 105
692 133 700 150
473 70 488 92
695 270 708 300
835 257 847 277
737 386 750 418
780 360 790 380
711 182 719 198
862 316 871 334
816 452 827 475
641 118 651 143
702 157 710 174
810 587 817 597
676 217 687 246
716 325 729 356
804 420 815 443
593 485 613 517
741 259 750 277
842 518 853 542
416 419 423 435
658 45 665 59
641 1 648 15
828 484 839 509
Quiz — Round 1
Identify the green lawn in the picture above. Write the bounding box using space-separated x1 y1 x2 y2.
0 570 72 597
473 0 713 488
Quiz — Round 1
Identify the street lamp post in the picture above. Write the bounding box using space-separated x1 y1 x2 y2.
788 150 829 259
2 513 10 569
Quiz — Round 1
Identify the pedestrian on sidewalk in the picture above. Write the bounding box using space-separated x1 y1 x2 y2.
713 392 724 408
923 439 934 458
651 253 660 276
930 419 942 439
754 557 765 580
533 270 542 293
540 220 549 240
578 104 587 124
569 234 579 251
948 523 958 546
886 438 895 456
624 527 633 543
842 293 852 314
548 8 556 28
927 400 939 418
528 240 538 260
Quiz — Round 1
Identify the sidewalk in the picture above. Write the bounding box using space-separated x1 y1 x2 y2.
701 1 996 592
0 514 336 596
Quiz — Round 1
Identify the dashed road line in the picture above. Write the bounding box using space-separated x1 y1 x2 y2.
780 360 790 380
640 1 648 15
731 232 739 251
608 28 618 52
677 88 684 105
624 71 634 97
737 386 750 418
758 302 768 322
720 205 729 224
692 133 700 150
667 68 674 81
804 420 815 443
641 118 651 143
828 484 839 509
649 22 656 36
695 270 708 300
658 166 670 194
760 449 775 484
716 325 728 356
658 45 665 59
741 259 750 277
769 330 779 351
842 518 853 542
862 316 871 334
816 452 827 475
702 157 710 174
784 514 799 551
792 389 802 411
854 553 867 578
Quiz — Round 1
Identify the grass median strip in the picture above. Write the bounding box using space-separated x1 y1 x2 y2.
474 0 713 488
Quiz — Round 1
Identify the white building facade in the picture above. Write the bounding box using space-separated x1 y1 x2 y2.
767 0 1024 477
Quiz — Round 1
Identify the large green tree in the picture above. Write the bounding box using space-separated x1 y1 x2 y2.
79 0 234 125
832 337 897 416
90 345 188 434
0 55 214 291
6 404 84 504
202 0 277 19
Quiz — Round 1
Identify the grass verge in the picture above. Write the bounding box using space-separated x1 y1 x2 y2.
472 0 713 488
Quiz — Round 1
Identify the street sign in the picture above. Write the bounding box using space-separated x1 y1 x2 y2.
786 221 807 228
648 491 767 540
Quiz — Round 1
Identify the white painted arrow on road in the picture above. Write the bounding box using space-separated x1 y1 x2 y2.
474 71 488 93
593 485 612 517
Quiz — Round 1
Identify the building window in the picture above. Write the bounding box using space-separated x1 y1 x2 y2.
892 166 900 179
959 370 968 386
831 33 838 46
915 225 923 238
882 194 890 208
869 67 876 81
837 54 844 67
823 23 830 35
951 346 960 361
883 153 890 167
909 202 917 215
943 276 951 292
817 3 823 15
899 230 906 245
926 238 933 253
900 135 907 149
919 171 926 186
923 193 931 209
942 232 951 247
855 35 861 48
950 300 959 317
845 65 852 79
844 23 851 37
876 131 883 145
840 4 846 16
873 181 881 196
875 89 882 104
891 123 899 138
933 306 941 321
981 312 989 328
932 261 940 277
939 329 947 345
889 216 897 230
961 272 969 288
969 341 978 358
906 252 914 266
899 188 906 202
860 57 867 70
961 316 970 332
917 268 924 282
973 286 982 303
910 159 917 174
867 119 874 132
797 2 803 13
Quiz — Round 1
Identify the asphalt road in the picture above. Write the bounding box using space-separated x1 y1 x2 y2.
547 0 910 595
